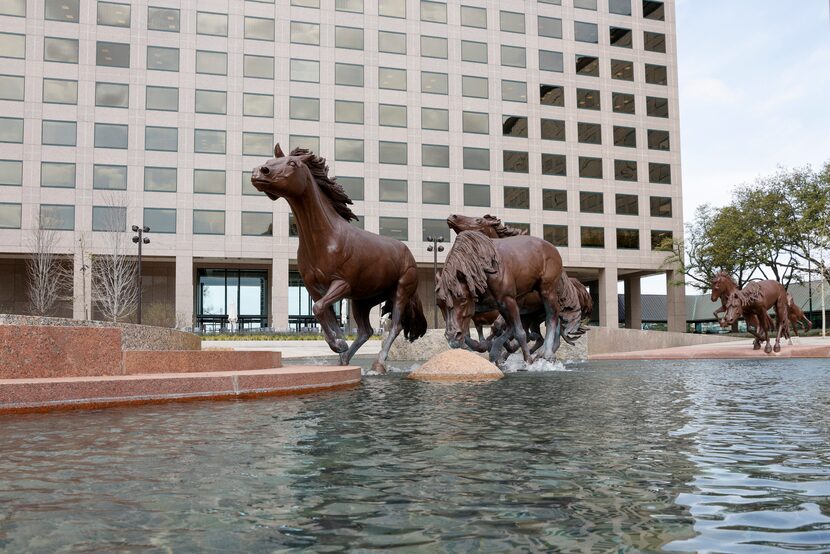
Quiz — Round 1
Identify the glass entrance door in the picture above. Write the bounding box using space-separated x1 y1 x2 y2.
196 268 268 331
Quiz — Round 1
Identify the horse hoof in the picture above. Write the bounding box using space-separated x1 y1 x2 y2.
334 339 349 353
764 344 772 354
774 344 781 353
338 352 349 365
371 361 387 374
753 343 761 350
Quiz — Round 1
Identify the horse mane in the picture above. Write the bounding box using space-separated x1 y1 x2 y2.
738 281 766 308
290 147 358 222
436 231 499 308
713 271 737 287
489 217 528 238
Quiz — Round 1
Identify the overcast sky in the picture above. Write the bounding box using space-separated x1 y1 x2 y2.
639 0 830 294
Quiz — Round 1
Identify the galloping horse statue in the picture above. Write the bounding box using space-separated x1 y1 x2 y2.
251 145 427 372
436 230 565 363
712 272 790 353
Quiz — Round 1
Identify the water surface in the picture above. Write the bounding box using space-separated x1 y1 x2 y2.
1 359 829 552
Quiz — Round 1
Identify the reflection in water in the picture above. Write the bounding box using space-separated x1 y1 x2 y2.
0 359 827 551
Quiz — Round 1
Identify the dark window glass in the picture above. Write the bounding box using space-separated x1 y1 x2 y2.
612 92 635 114
542 154 567 176
41 162 75 188
463 112 489 134
574 0 596 10
502 116 528 138
420 106 445 129
97 82 129 108
500 45 526 68
92 164 127 190
541 119 566 141
96 41 130 67
504 186 530 209
580 226 604 248
144 167 176 192
460 5 487 28
423 181 449 204
193 210 225 235
578 122 602 144
379 179 407 202
423 219 449 242
194 169 226 194
579 157 602 178
651 230 673 250
649 162 671 184
379 216 408 241
421 0 447 23
422 144 449 167
646 96 669 117
40 204 74 230
613 126 636 147
143 208 176 234
45 0 78 21
610 27 632 48
94 123 127 148
615 160 637 181
616 228 639 249
579 191 603 213
543 189 567 211
92 206 126 232
615 194 638 215
0 160 23 186
338 177 364 201
544 225 568 247
335 138 364 162
611 59 634 81
502 80 527 102
648 129 670 150
577 88 600 110
148 7 179 31
507 222 530 234
539 50 564 72
503 151 529 173
644 31 666 53
650 196 672 217
609 0 632 15
576 55 599 76
464 184 490 207
380 141 407 164
645 64 667 85
241 212 273 236
463 148 490 170
643 1 664 21
540 85 564 106
574 21 598 43
538 16 562 38
0 203 21 228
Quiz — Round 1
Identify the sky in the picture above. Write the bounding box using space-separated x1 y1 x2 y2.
638 0 830 294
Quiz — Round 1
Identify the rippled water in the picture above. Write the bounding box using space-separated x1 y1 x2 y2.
1 358 830 552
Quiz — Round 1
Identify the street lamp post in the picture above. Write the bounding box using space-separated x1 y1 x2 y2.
426 235 445 328
131 225 150 324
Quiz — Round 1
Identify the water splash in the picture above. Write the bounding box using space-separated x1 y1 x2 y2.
500 352 570 373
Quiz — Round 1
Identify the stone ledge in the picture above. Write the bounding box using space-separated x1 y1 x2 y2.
123 350 282 374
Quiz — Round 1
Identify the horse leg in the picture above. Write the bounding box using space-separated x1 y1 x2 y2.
502 297 530 363
773 297 788 353
311 280 351 358
489 319 515 364
339 300 373 365
373 270 418 373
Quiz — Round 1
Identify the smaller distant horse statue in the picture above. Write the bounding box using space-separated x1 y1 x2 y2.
251 145 427 372
713 272 790 353
785 294 812 337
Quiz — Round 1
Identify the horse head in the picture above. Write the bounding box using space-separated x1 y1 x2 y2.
436 277 475 349
447 214 502 239
722 292 745 326
251 143 314 201
711 271 735 302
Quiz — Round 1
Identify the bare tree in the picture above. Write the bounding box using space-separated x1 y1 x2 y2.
26 223 71 316
91 198 138 322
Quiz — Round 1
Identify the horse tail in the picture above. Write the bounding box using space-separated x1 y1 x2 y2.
401 293 428 342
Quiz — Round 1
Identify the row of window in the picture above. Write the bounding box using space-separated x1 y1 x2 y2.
0 1 665 27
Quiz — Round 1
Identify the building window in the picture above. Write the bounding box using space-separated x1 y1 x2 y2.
420 0 446 23
40 204 74 230
502 80 527 102
96 82 129 108
247 55 276 79
616 228 639 249
579 157 602 178
464 184 490 207
291 22 320 45
147 7 180 32
194 169 226 194
335 100 364 124
463 148 490 170
379 0 405 18
504 187 530 209
241 171 257 196
501 45 526 68
503 116 528 138
243 93 274 117
612 92 635 114
577 88 601 110
336 26 364 49
379 31 406 54
243 133 274 157
613 126 636 147
576 55 599 77
542 153 566 176
98 2 130 27
539 50 564 72
45 0 79 21
651 230 673 251
144 167 176 192
379 142 407 164
462 75 488 98
543 189 567 211
196 51 227 75
544 225 568 247
379 179 407 202
194 129 226 154
44 37 79 63
289 135 319 153
422 144 449 167
615 160 637 181
421 36 447 58
92 206 126 232
461 5 486 28
146 86 178 111
0 0 25 16
579 191 603 213
0 203 21 229
611 59 634 81
92 164 127 190
290 59 319 83
41 162 76 188
541 119 566 141
610 27 632 48
421 71 448 94
144 208 176 234
43 78 78 104
574 21 598 43
145 126 178 151
0 117 23 143
650 196 672 217
540 85 564 107
335 138 364 162
649 162 671 184
647 96 669 118
193 210 225 235
0 33 25 59
197 12 228 36
379 67 406 90
423 219 449 242
379 217 408 241
503 151 529 174
615 194 638 215
499 10 525 33
610 0 632 15
42 120 76 146
292 0 320 7
147 46 179 71
422 107 449 131
242 212 273 236
0 75 22 102
644 31 666 53
0 160 23 186
463 112 489 134
380 104 406 127
290 97 320 121
461 40 487 63
245 17 275 41
645 64 668 85
580 226 604 248
643 1 665 21
577 122 601 144
538 16 562 38
339 177 364 200
574 0 596 10
423 181 449 205
648 129 670 151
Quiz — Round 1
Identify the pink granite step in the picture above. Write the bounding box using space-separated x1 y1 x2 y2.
0 366 361 414
123 350 282 374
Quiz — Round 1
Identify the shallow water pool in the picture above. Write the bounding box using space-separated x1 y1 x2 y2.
1 358 829 552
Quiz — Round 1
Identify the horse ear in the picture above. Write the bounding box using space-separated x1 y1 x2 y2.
274 143 285 158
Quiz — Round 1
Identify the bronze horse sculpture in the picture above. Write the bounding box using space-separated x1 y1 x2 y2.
252 145 427 372
436 230 565 363
712 272 790 353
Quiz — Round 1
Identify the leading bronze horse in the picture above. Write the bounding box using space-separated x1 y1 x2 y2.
437 230 564 363
252 145 427 372
718 274 790 353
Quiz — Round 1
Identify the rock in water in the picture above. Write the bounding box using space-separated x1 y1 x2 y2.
408 349 503 382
